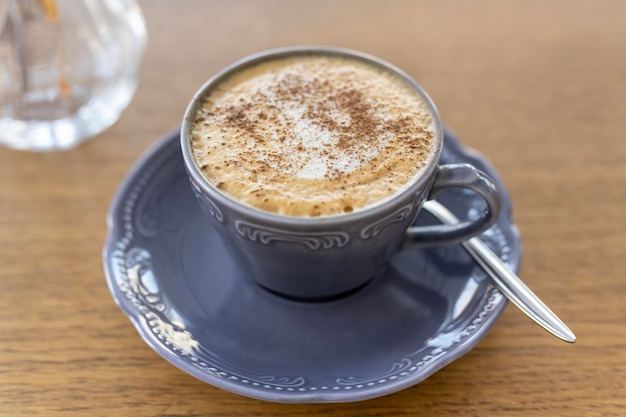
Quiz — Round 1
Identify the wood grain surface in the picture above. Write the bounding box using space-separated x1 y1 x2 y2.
1 1 625 416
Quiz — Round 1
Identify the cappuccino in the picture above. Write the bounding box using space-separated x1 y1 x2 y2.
190 54 438 217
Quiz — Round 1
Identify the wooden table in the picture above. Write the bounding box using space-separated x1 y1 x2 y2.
1 1 625 415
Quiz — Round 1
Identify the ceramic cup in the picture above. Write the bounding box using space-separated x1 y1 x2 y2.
181 46 502 300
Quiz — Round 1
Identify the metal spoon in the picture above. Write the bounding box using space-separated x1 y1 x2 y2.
422 200 576 343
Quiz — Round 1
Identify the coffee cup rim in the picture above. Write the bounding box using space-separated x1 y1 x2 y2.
181 45 443 227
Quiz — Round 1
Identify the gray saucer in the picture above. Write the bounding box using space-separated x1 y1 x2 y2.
103 129 521 403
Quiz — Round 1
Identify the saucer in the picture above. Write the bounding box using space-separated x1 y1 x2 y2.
104 129 521 403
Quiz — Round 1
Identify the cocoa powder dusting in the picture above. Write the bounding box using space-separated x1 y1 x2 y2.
191 55 437 217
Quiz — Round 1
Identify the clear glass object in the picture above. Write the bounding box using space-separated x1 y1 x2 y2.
0 0 146 151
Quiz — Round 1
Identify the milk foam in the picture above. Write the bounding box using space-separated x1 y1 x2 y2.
191 54 438 217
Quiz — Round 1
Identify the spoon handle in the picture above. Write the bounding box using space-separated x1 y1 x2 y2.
422 200 576 343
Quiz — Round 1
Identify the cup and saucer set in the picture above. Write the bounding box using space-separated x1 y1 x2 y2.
103 47 521 403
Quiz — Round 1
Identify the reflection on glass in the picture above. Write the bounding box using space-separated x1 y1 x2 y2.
0 0 146 151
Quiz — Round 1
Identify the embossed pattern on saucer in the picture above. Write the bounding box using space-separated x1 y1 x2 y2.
103 129 521 403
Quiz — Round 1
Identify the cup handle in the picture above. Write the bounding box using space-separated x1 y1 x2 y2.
405 163 502 246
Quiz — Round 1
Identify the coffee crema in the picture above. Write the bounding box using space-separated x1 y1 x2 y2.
190 54 438 217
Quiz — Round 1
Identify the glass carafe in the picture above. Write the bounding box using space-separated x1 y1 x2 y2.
0 0 147 151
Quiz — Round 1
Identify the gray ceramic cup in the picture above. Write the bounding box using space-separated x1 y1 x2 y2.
181 46 502 300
